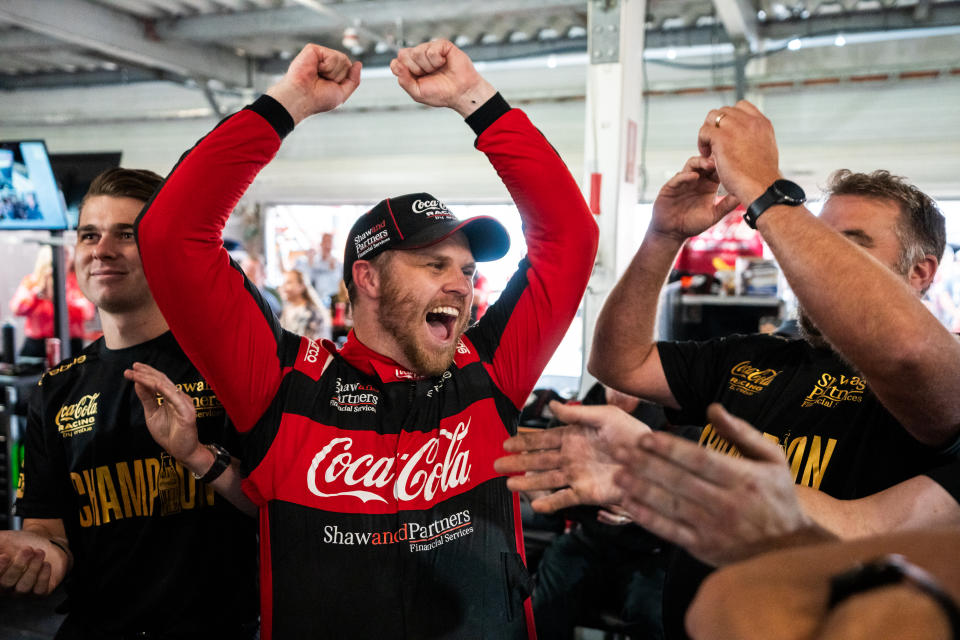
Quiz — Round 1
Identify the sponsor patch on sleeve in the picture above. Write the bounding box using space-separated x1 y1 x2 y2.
294 337 334 381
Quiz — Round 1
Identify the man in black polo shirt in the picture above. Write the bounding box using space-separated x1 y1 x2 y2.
0 168 258 639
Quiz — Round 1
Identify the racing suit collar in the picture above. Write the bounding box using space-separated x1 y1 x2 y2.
337 330 428 383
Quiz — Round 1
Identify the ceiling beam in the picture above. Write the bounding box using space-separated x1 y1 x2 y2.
712 0 760 51
0 29 63 53
0 0 251 87
0 67 169 90
155 0 587 41
761 2 960 40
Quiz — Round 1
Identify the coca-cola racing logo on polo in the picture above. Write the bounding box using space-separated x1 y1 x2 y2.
411 199 455 220
307 418 473 505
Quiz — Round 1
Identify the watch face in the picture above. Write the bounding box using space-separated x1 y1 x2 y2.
773 179 806 204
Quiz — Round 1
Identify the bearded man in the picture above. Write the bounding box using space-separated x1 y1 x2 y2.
135 39 597 640
496 103 960 640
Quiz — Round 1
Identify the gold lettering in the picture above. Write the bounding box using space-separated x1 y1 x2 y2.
117 461 145 518
181 463 196 510
70 472 93 528
55 394 99 430
205 483 215 506
800 436 837 489
786 437 807 482
95 466 124 524
135 461 148 515
761 432 780 448
699 423 715 446
145 458 160 516
82 469 101 526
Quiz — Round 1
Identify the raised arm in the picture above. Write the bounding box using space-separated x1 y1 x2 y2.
136 45 360 432
697 101 960 447
391 40 600 407
588 156 738 408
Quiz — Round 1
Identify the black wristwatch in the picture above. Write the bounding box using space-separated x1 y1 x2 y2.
828 554 960 638
743 179 806 229
191 443 231 484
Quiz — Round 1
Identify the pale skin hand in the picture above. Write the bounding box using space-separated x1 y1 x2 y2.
650 155 741 243
613 403 821 567
265 44 362 125
0 521 70 596
696 100 782 206
494 401 651 513
124 362 257 516
585 155 738 402
389 39 497 118
124 362 203 464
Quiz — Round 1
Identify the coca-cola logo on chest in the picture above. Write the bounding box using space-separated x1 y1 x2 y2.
306 419 474 504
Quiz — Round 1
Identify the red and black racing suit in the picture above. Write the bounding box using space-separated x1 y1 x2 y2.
137 94 598 639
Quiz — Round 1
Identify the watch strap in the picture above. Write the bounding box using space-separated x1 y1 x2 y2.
829 554 960 639
744 179 805 229
744 191 778 229
191 443 231 484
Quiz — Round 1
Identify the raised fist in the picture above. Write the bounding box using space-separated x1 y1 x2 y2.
390 40 496 117
266 44 362 125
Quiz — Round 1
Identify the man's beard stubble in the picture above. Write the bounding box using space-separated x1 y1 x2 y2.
377 269 469 377
796 255 912 352
796 304 831 350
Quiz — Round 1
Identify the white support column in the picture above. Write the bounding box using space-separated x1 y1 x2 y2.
580 0 647 393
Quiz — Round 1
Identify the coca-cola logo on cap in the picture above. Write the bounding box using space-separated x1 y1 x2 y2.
411 199 454 220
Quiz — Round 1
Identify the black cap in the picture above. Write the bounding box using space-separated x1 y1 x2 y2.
343 193 510 287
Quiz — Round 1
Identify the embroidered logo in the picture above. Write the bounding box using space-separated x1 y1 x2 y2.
411 199 454 220
801 373 865 408
55 393 99 437
330 378 380 413
354 220 390 258
306 418 473 504
727 360 780 396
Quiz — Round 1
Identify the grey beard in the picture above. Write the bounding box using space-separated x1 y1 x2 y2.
797 306 831 350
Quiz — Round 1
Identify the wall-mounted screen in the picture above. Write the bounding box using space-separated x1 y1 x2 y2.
49 151 122 228
0 140 70 230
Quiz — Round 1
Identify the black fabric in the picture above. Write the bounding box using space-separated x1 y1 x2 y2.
535 529 666 640
17 332 258 636
925 458 960 504
656 332 954 640
466 92 511 137
246 94 295 139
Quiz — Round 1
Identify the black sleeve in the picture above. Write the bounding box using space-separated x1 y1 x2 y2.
925 459 960 506
657 335 747 425
15 384 70 519
465 93 511 137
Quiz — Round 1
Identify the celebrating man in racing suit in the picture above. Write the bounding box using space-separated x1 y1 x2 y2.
136 40 598 639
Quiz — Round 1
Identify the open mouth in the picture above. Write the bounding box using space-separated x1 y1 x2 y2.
425 306 460 343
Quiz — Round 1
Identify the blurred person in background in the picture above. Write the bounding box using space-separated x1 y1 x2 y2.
279 267 331 340
240 253 282 317
9 244 94 359
303 231 343 307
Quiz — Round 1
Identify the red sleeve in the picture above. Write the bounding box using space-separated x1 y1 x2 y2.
10 276 41 317
137 105 289 432
477 109 599 408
